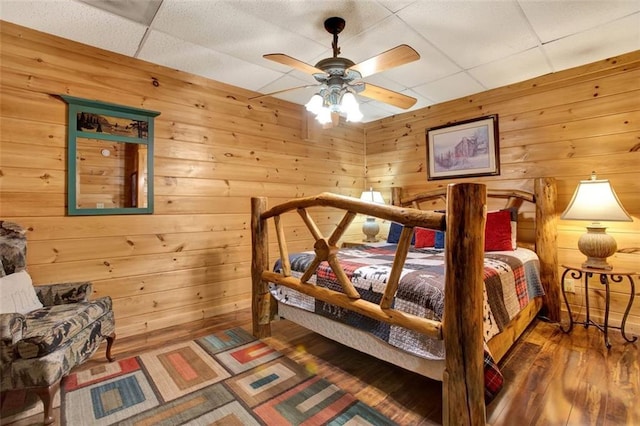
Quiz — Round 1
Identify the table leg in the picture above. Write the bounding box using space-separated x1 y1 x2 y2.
560 269 576 333
601 274 611 349
618 275 638 343
584 272 592 328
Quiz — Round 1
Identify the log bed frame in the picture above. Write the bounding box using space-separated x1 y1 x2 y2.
251 177 559 425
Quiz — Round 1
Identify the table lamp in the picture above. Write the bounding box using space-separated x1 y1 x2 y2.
359 188 385 242
561 172 632 270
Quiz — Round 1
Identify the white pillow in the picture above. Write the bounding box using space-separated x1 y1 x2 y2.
0 270 44 314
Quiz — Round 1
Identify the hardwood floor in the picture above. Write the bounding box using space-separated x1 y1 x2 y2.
3 309 638 425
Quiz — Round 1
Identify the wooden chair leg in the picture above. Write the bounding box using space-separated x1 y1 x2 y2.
105 332 116 362
32 382 59 425
0 390 7 412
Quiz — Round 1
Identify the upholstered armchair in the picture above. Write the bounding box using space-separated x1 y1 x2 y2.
0 221 115 425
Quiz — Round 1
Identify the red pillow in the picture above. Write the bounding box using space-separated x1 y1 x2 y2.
485 209 513 251
415 227 436 248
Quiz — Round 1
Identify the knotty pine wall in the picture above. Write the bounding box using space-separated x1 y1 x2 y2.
0 22 365 338
364 50 640 335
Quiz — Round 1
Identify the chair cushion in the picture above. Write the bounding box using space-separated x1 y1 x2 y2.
16 297 112 359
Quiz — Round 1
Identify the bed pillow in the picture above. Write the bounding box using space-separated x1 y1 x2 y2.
424 208 515 251
488 208 517 250
414 227 436 248
485 209 514 251
0 270 43 314
386 222 416 244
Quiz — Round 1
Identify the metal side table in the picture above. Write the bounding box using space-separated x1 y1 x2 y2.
560 264 638 348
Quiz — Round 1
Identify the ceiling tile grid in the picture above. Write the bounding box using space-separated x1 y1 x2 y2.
1 0 639 123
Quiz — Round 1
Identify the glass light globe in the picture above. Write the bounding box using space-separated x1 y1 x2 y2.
305 94 324 115
340 92 358 114
316 107 332 124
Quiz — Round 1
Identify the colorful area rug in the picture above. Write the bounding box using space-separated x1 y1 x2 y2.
3 327 395 425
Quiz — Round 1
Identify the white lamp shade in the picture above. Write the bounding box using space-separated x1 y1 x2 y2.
561 178 631 222
360 189 385 204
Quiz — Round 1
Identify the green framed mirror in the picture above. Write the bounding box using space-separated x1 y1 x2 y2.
62 96 160 215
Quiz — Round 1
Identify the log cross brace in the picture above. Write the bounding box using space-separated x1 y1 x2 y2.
295 208 360 299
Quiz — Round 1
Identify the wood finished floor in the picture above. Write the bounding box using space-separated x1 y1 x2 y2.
4 308 638 425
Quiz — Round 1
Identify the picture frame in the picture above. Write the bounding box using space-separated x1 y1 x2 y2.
426 114 500 181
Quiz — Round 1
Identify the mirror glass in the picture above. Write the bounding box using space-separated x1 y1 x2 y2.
75 138 148 209
62 96 159 215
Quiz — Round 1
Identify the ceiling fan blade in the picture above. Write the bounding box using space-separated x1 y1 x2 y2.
264 53 326 75
249 84 320 100
348 45 419 78
359 83 417 109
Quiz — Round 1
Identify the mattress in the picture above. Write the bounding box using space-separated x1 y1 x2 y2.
270 243 544 399
273 243 542 354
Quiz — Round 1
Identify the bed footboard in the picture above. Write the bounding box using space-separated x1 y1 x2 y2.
251 183 488 425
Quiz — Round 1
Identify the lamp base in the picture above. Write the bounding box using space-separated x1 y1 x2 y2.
578 224 616 270
362 217 380 243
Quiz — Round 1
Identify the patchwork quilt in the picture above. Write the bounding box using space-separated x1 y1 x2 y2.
271 243 545 401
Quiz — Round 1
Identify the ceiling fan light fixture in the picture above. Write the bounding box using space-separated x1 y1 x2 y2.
262 17 419 127
307 88 363 124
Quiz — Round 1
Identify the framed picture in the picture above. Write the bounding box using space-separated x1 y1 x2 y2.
426 114 500 181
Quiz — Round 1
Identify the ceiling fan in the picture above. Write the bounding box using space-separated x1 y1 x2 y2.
259 17 420 126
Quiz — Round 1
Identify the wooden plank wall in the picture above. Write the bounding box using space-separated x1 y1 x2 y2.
363 50 640 336
0 21 365 338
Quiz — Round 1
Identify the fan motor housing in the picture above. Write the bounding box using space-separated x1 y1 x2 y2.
313 57 362 86
315 57 355 74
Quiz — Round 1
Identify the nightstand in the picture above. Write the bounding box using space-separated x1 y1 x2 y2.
560 264 638 348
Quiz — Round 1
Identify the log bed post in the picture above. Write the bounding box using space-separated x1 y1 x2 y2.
251 196 271 338
443 183 487 426
534 177 560 322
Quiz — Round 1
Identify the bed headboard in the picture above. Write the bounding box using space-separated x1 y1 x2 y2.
390 177 560 322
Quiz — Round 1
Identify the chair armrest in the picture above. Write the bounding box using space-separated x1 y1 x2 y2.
35 282 93 306
0 312 26 343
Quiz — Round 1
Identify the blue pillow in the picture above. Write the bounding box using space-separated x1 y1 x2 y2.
387 222 416 244
434 231 445 249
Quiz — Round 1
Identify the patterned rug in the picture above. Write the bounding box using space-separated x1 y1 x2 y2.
2 327 395 425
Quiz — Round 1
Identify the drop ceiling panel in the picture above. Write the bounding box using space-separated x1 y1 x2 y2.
79 0 162 25
227 0 394 43
151 0 327 67
469 47 551 90
519 0 640 43
138 29 283 91
412 72 485 104
1 0 147 56
543 13 640 72
397 1 539 69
